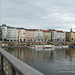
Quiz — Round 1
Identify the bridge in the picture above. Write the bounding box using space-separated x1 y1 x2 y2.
0 48 44 75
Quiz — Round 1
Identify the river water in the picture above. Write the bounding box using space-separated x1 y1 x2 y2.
3 47 75 75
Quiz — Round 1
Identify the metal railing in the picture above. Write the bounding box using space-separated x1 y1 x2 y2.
0 48 44 75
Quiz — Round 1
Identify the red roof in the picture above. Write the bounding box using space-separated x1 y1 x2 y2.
56 31 64 33
42 30 50 32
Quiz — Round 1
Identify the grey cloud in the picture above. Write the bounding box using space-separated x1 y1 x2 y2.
1 0 75 31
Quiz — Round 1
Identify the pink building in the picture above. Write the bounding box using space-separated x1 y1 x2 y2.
25 29 35 42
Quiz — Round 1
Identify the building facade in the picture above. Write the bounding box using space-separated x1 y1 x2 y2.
17 28 25 42
2 24 8 41
50 29 65 42
42 30 51 42
3 25 75 42
7 29 18 41
25 29 34 42
34 29 43 42
66 28 75 41
2 25 18 41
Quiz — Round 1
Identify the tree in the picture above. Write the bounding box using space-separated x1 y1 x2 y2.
63 39 64 41
72 38 73 40
24 39 25 42
57 38 59 41
30 39 32 41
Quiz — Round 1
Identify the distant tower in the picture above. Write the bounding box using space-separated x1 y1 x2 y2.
70 28 73 32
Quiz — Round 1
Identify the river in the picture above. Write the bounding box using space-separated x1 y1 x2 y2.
3 47 75 75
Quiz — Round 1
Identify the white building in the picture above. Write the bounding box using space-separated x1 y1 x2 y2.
50 30 65 42
34 29 43 42
2 25 18 41
7 29 18 41
17 28 25 42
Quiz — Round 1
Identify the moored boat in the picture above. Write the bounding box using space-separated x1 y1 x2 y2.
62 45 69 48
71 45 75 48
29 45 69 49
30 45 54 49
52 45 69 48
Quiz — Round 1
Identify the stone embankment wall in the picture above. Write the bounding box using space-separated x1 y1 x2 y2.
0 42 47 47
0 41 75 47
50 42 75 45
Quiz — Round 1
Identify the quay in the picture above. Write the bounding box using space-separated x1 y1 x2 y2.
1 41 75 48
1 41 75 49
0 48 44 75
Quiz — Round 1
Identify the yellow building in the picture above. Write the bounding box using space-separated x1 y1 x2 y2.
66 28 75 41
42 30 51 42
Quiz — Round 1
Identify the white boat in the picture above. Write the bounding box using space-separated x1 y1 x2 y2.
30 45 54 49
52 45 69 48
62 45 69 48
29 45 69 50
43 45 53 48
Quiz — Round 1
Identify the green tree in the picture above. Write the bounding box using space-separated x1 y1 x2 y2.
24 39 25 42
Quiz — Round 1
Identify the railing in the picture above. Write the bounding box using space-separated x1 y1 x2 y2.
0 48 44 75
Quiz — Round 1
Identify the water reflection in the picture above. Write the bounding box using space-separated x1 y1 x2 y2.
3 47 75 75
43 50 51 61
4 48 34 61
65 48 75 62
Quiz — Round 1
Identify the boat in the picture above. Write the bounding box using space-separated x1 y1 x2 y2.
43 45 54 48
71 45 75 48
52 45 69 48
30 45 54 49
62 45 69 48
29 45 69 49
52 46 62 48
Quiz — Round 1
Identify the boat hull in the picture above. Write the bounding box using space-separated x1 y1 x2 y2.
72 46 75 48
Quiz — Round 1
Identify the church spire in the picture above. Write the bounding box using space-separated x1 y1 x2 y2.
70 28 73 32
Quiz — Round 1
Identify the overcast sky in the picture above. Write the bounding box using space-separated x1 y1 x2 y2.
1 0 75 31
